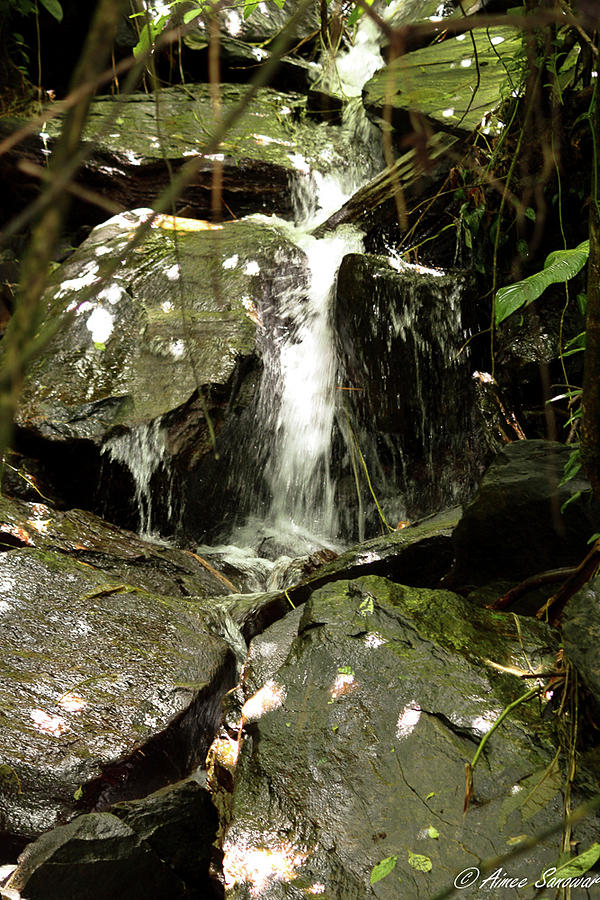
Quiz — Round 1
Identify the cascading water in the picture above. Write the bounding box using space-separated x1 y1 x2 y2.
101 4 478 564
265 226 365 540
101 420 173 538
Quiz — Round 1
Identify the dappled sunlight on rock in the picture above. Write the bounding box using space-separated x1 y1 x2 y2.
30 709 69 737
223 836 307 897
242 679 286 723
395 703 421 740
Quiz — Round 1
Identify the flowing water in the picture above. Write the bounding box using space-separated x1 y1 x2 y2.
100 6 475 565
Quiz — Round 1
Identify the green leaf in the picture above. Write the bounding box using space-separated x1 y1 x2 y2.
550 843 600 880
560 490 581 514
38 0 63 21
133 22 152 58
348 0 373 26
560 447 581 486
499 759 562 831
183 8 201 24
525 206 536 222
427 826 439 839
244 0 260 18
73 784 83 800
577 291 587 314
272 0 287 8
94 341 106 351
408 851 432 872
425 791 435 800
370 855 397 884
495 240 589 326
587 532 600 544
338 666 353 675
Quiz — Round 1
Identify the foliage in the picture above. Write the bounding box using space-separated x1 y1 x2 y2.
495 240 590 326
0 0 63 22
370 854 397 884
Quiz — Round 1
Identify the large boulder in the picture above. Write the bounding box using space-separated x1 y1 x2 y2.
450 439 600 589
334 253 484 527
363 25 522 136
210 575 600 897
12 208 307 530
0 547 235 851
1 83 378 223
6 813 188 900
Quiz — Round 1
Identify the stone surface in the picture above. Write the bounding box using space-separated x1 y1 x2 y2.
220 508 461 641
363 26 522 135
17 209 306 443
7 812 187 899
3 83 376 221
0 492 238 597
211 575 597 898
110 774 218 894
450 440 600 589
335 253 483 523
561 575 600 706
185 0 320 53
0 547 235 846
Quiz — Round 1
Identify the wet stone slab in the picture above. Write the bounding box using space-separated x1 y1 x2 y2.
209 576 600 898
0 547 235 848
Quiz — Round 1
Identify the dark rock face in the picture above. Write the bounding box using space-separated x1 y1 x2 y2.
7 813 188 900
451 440 600 588
210 575 588 898
334 253 485 530
561 576 600 707
110 775 219 895
0 547 235 849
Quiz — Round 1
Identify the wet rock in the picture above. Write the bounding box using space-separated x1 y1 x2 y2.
312 131 457 237
11 208 309 529
2 83 374 222
561 576 600 706
185 0 320 56
0 492 237 597
212 575 594 898
450 440 600 589
182 32 315 93
7 813 187 900
0 547 235 849
335 254 484 524
110 774 218 894
495 293 585 439
219 508 461 642
17 209 302 443
363 26 522 136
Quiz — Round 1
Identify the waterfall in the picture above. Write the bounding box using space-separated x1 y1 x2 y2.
265 226 365 541
101 420 172 538
223 16 386 550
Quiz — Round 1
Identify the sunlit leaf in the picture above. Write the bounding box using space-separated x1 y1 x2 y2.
370 855 397 884
244 0 260 18
39 0 63 22
548 843 600 880
408 851 432 872
348 0 373 26
495 240 589 325
427 826 439 839
183 8 201 24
